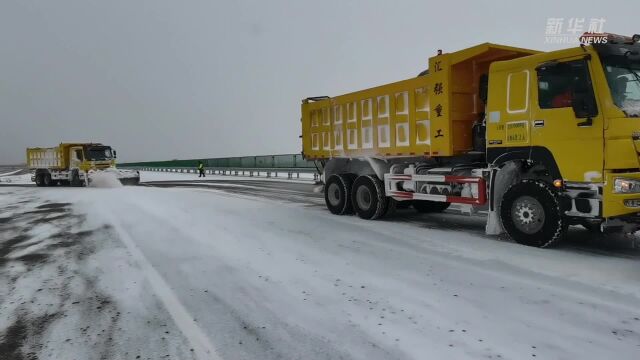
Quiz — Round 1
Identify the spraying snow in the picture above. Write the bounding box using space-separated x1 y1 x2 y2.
88 171 123 188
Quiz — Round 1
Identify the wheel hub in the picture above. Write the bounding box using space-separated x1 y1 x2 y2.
327 183 342 206
516 207 534 224
356 186 372 210
510 196 545 234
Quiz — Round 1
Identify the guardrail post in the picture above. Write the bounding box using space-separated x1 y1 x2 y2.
297 172 300 179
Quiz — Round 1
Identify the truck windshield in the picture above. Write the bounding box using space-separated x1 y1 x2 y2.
601 56 640 117
86 147 113 160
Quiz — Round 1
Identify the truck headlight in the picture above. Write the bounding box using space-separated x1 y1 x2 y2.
614 178 640 193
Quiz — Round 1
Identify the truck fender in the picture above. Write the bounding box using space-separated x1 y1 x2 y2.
323 158 390 182
364 157 390 181
487 146 562 180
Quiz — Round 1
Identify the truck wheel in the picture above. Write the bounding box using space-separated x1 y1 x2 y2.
35 173 44 187
500 180 566 248
324 174 355 215
71 170 82 187
351 175 388 220
412 200 450 213
43 173 53 186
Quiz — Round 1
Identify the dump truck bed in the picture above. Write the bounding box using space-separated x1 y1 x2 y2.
26 147 66 170
301 43 539 160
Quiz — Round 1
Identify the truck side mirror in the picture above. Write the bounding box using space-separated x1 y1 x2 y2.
572 93 598 126
113 150 117 158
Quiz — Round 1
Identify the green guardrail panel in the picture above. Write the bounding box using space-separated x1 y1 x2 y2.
120 154 316 169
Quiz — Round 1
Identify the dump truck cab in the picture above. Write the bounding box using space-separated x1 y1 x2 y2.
78 144 117 171
485 34 640 228
63 143 117 173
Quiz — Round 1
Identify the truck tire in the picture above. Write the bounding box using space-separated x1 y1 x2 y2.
71 170 82 187
412 200 450 213
500 180 566 248
351 175 388 220
43 173 53 186
324 174 355 215
35 173 44 187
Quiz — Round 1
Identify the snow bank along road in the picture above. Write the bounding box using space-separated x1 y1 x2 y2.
1 173 640 359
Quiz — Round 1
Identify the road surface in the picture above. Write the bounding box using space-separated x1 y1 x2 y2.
1 171 640 359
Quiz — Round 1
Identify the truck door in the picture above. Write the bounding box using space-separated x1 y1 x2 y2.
531 56 604 182
70 147 84 169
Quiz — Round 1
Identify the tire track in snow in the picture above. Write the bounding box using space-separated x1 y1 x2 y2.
101 208 223 360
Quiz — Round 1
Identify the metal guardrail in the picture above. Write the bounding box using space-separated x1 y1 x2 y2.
120 154 317 170
131 166 320 181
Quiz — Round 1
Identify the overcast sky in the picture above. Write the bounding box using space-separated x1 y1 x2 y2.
0 0 635 164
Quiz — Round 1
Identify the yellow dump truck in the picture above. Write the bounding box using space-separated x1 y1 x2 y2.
302 33 640 247
27 143 140 186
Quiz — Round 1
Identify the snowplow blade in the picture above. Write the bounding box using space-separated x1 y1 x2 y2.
110 168 140 186
118 176 140 186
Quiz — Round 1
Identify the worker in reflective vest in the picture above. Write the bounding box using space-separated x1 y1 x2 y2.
198 161 205 178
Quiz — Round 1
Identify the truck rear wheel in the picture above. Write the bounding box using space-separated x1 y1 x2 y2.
43 173 53 186
351 175 388 220
35 173 44 187
412 200 450 213
324 174 355 215
500 180 566 248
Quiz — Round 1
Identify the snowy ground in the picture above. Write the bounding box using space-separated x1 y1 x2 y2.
0 169 31 185
1 177 640 359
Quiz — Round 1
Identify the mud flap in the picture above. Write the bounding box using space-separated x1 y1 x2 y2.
485 162 521 235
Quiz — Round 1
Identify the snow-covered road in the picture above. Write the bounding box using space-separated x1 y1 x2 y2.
1 183 640 359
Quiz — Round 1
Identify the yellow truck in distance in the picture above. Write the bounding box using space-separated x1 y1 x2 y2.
302 33 640 247
27 143 140 186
